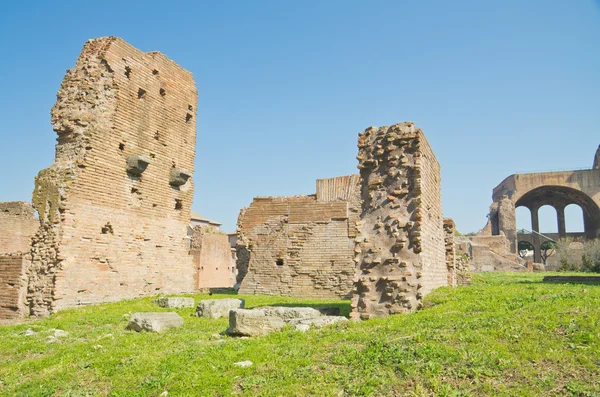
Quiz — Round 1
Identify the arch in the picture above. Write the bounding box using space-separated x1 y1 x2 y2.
515 185 600 239
564 203 584 233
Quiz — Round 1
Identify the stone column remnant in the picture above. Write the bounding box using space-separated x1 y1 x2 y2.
26 37 197 315
351 122 446 320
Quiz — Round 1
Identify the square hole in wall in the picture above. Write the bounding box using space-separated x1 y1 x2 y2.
138 88 146 99
175 199 183 210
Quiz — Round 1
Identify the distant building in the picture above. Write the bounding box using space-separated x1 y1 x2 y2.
189 211 222 231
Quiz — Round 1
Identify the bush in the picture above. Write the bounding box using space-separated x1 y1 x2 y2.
556 238 600 273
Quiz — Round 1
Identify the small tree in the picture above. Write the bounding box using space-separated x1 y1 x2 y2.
540 241 557 266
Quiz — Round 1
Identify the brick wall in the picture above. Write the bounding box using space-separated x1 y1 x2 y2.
191 227 235 289
0 254 28 319
444 218 457 287
351 123 446 319
27 37 197 315
0 202 39 254
237 176 359 298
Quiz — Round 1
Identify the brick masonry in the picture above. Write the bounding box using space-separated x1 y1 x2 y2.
26 37 197 316
351 123 447 319
0 202 39 254
0 254 28 319
237 176 360 298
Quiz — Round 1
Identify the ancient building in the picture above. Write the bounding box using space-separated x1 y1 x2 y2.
0 202 39 254
190 226 236 290
25 37 198 315
351 123 446 319
480 145 600 263
237 175 360 298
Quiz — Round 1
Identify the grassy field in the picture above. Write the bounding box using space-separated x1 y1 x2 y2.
0 272 599 396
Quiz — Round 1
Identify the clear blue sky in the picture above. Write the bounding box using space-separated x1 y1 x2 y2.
1 1 598 233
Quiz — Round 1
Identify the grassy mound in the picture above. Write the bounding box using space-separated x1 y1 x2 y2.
0 273 598 396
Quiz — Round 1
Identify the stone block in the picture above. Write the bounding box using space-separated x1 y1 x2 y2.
127 312 184 333
155 297 195 309
261 306 322 321
226 309 285 337
196 298 245 319
289 316 349 332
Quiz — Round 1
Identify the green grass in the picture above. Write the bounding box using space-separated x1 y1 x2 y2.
1 273 599 396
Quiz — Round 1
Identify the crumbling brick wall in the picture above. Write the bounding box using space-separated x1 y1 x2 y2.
444 218 457 287
27 37 197 315
0 254 28 319
237 175 360 298
0 202 39 254
351 123 446 319
191 227 235 289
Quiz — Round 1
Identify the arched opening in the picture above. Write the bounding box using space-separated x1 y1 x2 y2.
515 185 600 240
565 204 584 233
538 205 558 234
518 240 534 260
516 206 532 232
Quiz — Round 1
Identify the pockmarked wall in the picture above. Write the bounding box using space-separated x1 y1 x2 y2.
351 123 446 320
27 37 197 315
237 175 360 299
0 202 39 254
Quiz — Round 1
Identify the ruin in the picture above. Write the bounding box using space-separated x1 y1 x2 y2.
351 123 446 319
476 145 600 265
0 202 39 254
190 226 236 290
237 175 361 298
24 37 198 316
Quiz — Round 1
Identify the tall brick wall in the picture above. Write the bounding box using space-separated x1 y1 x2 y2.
27 37 197 315
0 202 39 254
351 123 446 320
0 254 28 319
191 227 235 289
237 176 360 298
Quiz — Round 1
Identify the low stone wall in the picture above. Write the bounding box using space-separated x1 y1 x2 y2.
0 254 28 319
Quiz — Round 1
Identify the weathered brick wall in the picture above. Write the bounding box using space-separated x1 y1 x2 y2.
191 227 235 289
351 123 446 319
0 202 39 254
444 219 457 287
0 254 28 319
27 37 197 315
237 176 359 298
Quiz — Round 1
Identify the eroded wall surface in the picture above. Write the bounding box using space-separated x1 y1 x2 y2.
237 175 360 298
27 37 197 315
351 123 446 319
444 218 457 287
191 227 235 289
0 202 39 254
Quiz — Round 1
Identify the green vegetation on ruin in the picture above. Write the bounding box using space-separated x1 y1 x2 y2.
1 273 599 396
